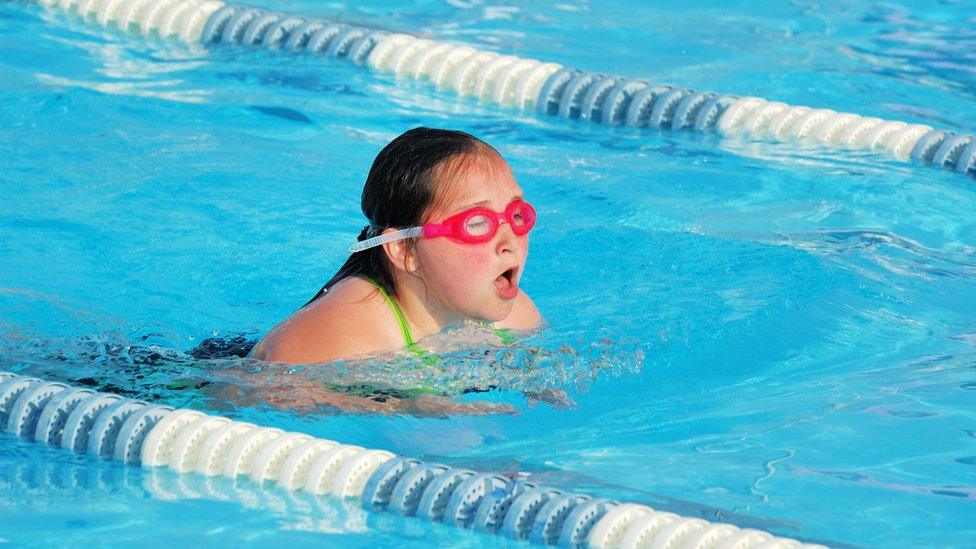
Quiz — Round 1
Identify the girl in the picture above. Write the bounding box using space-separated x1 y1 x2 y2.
249 127 542 364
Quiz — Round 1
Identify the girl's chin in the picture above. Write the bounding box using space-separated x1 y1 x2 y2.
451 294 516 324
481 303 516 323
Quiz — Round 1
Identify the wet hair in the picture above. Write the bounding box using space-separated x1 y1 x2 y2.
304 127 502 306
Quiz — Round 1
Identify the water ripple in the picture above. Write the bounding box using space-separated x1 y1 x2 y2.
852 5 976 103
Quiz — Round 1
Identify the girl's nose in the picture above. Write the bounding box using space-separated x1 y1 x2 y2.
495 220 520 253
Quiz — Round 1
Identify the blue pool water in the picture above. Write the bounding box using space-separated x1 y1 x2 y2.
2 0 976 546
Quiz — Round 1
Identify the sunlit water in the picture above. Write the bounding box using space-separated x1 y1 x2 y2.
1 0 975 546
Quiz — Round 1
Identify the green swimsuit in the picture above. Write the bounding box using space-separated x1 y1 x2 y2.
323 277 514 402
368 277 427 358
368 277 516 351
322 278 439 401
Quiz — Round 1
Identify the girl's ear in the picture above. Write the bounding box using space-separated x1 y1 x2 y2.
381 228 420 273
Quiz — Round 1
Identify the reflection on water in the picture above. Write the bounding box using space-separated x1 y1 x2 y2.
794 465 976 501
854 5 976 100
0 436 460 545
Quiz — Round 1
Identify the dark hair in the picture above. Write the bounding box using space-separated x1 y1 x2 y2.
304 127 501 306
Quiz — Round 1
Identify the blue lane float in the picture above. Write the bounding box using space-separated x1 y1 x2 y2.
0 372 826 548
33 0 976 179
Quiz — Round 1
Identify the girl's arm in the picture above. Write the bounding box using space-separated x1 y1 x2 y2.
209 369 517 417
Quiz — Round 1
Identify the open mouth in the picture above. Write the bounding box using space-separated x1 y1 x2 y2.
493 266 519 300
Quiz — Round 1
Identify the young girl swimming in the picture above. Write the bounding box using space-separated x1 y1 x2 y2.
249 127 541 364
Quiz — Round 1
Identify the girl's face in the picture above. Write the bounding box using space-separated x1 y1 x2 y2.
413 154 529 324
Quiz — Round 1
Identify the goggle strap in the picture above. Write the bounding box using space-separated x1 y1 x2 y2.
349 227 422 253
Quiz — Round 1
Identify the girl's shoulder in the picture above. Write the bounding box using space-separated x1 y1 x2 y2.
249 277 403 363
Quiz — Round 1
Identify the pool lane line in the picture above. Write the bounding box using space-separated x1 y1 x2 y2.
0 372 828 548
28 0 976 179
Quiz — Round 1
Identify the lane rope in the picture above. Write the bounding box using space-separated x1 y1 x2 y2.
30 0 976 179
0 372 826 547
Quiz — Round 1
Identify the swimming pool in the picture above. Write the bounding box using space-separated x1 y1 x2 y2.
2 0 975 545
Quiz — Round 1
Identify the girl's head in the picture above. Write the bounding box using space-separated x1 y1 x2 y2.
313 127 531 323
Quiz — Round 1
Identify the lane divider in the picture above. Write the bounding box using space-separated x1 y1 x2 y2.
30 0 976 179
0 372 827 547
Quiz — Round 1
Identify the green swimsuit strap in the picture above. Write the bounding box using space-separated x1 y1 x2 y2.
365 277 443 377
366 277 415 347
367 278 450 372
365 278 513 373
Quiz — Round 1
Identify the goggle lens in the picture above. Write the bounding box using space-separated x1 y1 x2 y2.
508 202 534 234
464 214 494 237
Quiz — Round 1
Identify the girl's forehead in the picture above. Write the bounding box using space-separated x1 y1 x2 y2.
431 155 522 213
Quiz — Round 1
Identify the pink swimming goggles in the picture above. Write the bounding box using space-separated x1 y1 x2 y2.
349 200 537 253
